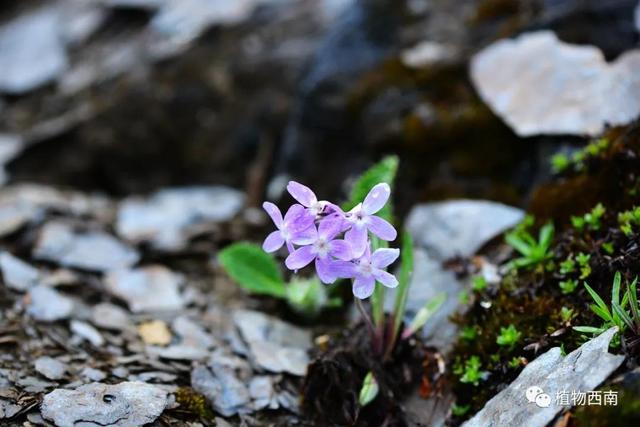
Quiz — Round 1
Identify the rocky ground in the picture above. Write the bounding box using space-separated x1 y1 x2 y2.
1 0 640 426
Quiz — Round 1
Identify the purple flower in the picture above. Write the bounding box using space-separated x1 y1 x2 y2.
345 183 397 257
285 215 353 284
262 202 315 253
349 247 400 299
287 181 330 216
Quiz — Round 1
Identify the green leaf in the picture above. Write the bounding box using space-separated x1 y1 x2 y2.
392 231 414 342
590 304 612 323
505 233 532 256
538 222 554 249
628 279 640 328
403 292 446 339
218 242 286 298
584 282 608 313
343 155 398 222
573 326 603 334
612 302 633 331
358 372 379 407
612 272 622 306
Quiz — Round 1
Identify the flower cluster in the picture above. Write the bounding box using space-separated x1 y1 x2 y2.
262 181 399 299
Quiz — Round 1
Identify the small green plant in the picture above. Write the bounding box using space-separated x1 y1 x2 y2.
458 290 470 305
505 221 554 270
550 153 570 173
496 324 521 347
602 242 614 255
460 325 477 341
451 403 471 417
618 206 640 236
455 356 485 386
559 256 575 275
471 276 487 292
571 203 605 232
573 273 630 344
560 306 575 323
508 357 522 369
576 252 592 279
550 139 609 173
559 279 578 294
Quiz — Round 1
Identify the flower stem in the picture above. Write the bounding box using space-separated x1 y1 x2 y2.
356 298 377 343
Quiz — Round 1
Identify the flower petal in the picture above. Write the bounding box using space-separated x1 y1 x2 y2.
329 239 353 261
315 258 336 284
262 202 283 228
318 213 344 240
287 181 317 207
362 183 390 215
367 215 397 241
291 225 317 245
326 260 356 279
284 204 314 232
262 231 285 253
345 225 368 258
353 275 376 299
371 248 399 269
373 269 399 288
285 246 316 270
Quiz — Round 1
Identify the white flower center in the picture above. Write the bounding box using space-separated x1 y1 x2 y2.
356 261 373 276
312 238 330 258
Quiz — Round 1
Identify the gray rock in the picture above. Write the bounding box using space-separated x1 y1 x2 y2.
191 352 252 416
116 186 244 250
34 222 139 272
41 381 170 427
401 41 460 68
34 357 67 381
406 199 524 260
70 320 105 347
249 376 277 410
471 31 640 137
27 285 74 322
0 8 68 94
463 327 625 427
147 345 210 361
233 309 311 376
0 251 40 292
0 398 22 419
91 303 133 331
105 266 185 312
80 367 107 382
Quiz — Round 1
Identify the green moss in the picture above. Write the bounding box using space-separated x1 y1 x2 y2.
173 387 216 422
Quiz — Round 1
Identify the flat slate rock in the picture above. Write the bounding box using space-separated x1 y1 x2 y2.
0 251 40 292
41 381 170 427
233 309 311 376
462 327 625 427
406 199 524 261
471 30 640 137
0 7 68 94
27 285 74 322
34 222 139 272
116 186 244 250
34 357 67 381
105 265 185 312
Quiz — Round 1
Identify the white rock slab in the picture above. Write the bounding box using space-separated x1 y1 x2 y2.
0 8 68 94
105 266 185 312
471 31 640 136
463 328 625 427
406 199 524 260
116 186 244 250
41 381 170 427
34 222 139 272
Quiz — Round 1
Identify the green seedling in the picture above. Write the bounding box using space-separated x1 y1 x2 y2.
505 221 554 270
496 324 521 347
